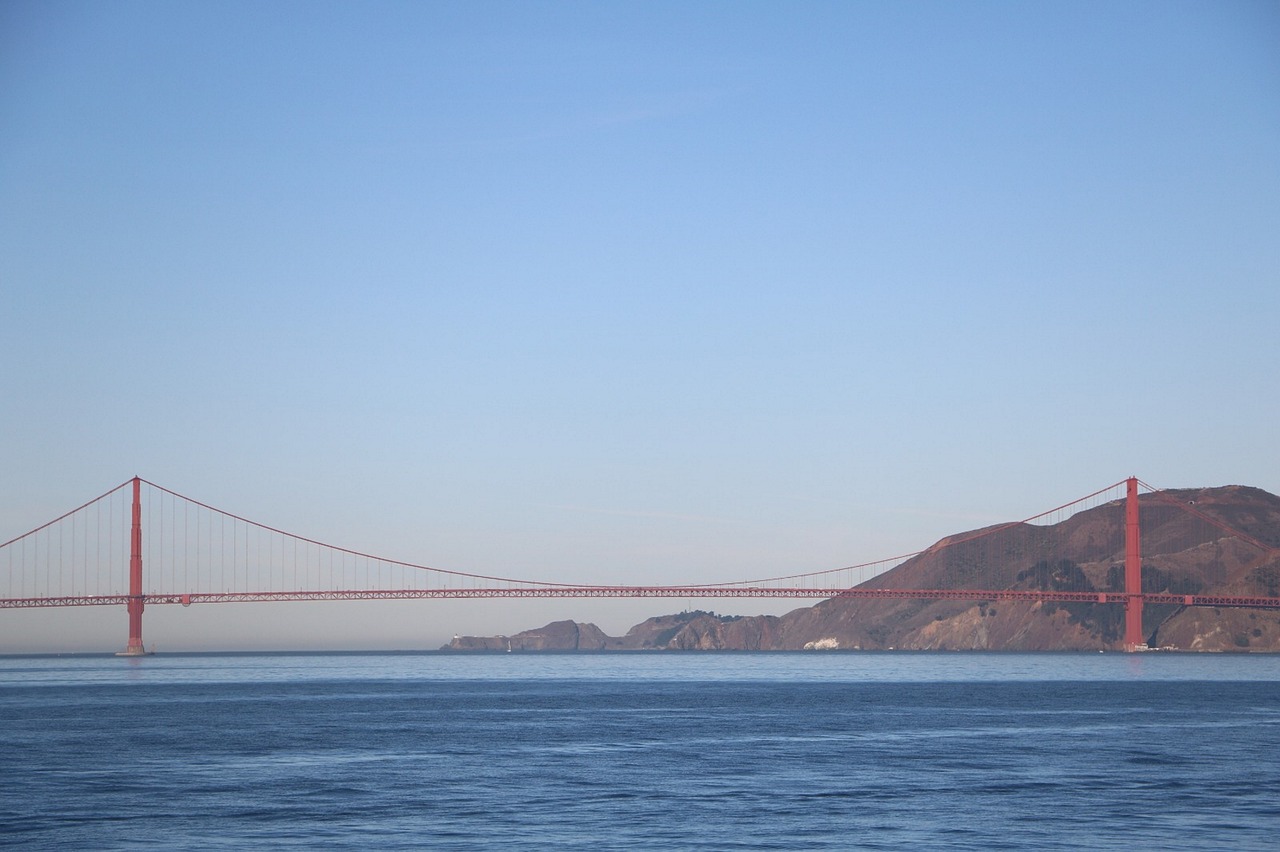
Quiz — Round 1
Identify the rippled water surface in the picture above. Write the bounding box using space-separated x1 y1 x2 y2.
3 652 1279 849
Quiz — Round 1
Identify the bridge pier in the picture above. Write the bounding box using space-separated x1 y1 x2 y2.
116 477 148 656
1124 476 1144 651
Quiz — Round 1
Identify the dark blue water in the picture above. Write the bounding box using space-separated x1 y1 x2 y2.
2 653 1279 849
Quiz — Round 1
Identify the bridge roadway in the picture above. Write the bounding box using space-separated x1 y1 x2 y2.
4 587 1280 609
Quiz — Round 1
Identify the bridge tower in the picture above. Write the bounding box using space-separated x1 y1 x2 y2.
1124 476 1144 651
116 477 148 656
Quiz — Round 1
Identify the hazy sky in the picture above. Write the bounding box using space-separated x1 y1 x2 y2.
2 1 1278 651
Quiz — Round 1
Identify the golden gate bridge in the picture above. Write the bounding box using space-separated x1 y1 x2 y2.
3 476 1279 654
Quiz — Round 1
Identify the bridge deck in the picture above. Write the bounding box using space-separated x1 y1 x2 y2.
4 587 1280 609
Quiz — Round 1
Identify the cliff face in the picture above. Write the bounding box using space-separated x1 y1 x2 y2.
445 485 1280 652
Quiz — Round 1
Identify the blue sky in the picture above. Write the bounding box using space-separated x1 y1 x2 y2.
2 1 1278 650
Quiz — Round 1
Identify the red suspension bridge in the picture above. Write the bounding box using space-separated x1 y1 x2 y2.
3 476 1279 654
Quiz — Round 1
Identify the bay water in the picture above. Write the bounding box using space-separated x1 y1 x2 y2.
2 652 1278 849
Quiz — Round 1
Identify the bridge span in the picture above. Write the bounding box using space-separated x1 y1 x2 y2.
3 477 1279 653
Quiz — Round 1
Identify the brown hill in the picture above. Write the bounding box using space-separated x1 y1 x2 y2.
445 485 1280 652
777 485 1280 651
